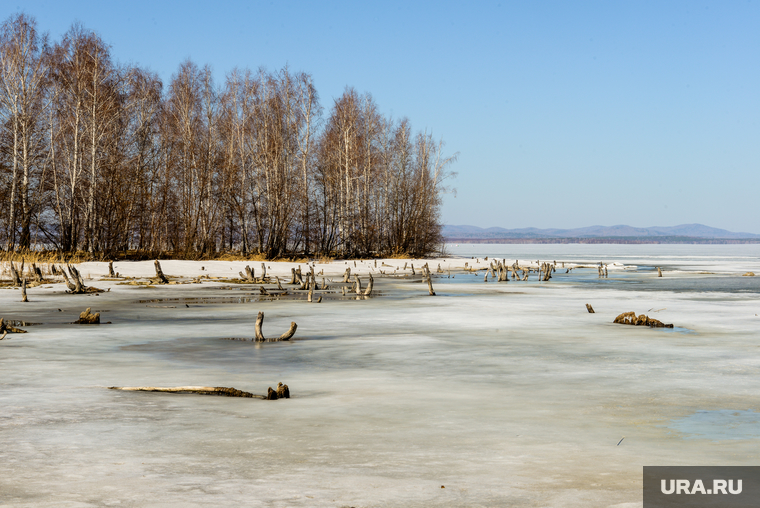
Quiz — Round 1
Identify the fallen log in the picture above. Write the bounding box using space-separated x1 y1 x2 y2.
254 311 297 341
108 386 262 398
613 311 673 328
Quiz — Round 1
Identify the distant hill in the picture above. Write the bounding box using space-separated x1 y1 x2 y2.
443 224 760 242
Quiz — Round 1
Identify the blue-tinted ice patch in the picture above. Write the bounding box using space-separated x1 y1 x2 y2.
669 410 760 440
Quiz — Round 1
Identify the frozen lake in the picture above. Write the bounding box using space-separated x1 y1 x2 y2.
1 244 760 507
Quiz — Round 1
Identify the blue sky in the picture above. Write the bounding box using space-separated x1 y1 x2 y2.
12 0 760 232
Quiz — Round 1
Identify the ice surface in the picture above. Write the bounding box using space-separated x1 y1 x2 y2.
1 245 760 506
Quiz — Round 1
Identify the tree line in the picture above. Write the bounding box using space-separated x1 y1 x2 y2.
0 13 456 259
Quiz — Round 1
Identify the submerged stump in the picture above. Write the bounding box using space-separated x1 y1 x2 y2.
613 311 673 328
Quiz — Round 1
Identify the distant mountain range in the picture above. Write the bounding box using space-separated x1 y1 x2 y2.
443 224 760 242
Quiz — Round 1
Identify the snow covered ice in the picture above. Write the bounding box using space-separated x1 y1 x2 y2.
1 244 760 507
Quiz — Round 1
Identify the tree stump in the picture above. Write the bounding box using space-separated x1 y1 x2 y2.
277 382 290 399
364 273 374 296
586 304 595 313
254 311 297 342
154 260 169 284
0 318 27 340
9 262 21 287
75 307 101 324
21 279 28 302
108 261 116 278
657 267 663 277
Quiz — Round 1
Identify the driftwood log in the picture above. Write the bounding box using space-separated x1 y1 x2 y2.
254 311 297 341
109 386 262 398
75 307 101 324
613 311 673 328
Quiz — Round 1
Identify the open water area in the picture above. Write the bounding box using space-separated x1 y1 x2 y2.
1 244 759 507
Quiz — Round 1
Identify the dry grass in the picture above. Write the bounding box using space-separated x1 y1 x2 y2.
0 250 94 265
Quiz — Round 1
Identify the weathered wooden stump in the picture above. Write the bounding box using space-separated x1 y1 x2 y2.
254 311 297 341
154 260 169 284
613 311 673 328
586 304 595 313
75 307 100 324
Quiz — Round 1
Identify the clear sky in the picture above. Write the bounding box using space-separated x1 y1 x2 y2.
11 0 760 233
